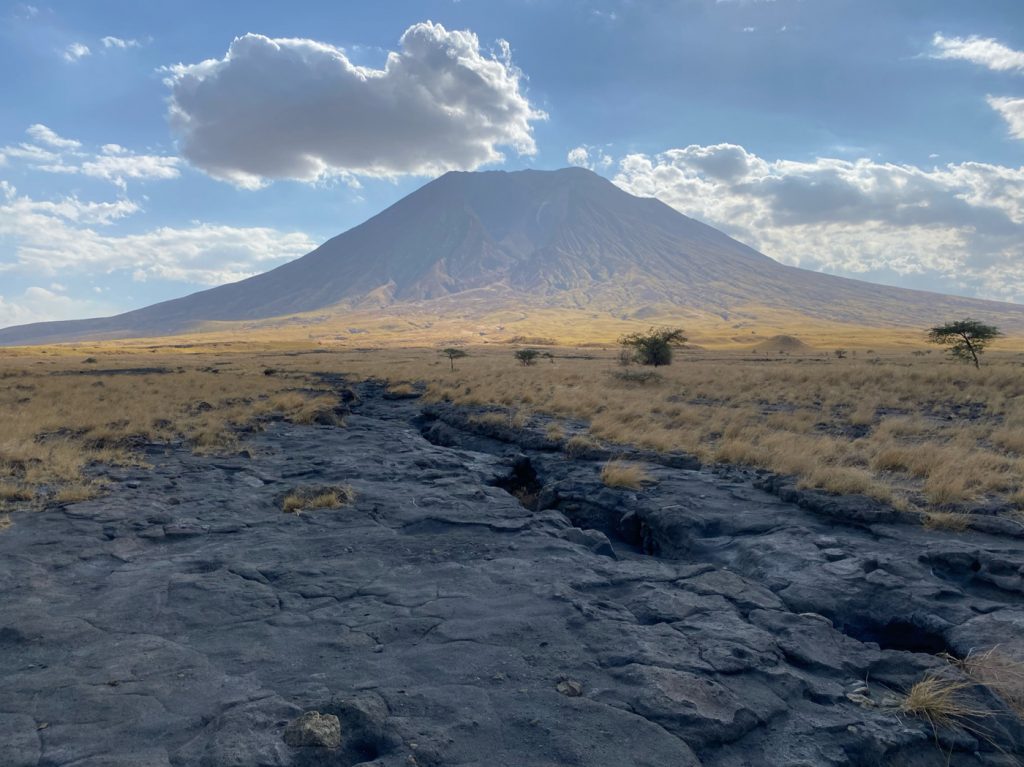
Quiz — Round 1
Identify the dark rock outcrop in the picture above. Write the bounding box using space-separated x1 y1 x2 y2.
1 385 1022 765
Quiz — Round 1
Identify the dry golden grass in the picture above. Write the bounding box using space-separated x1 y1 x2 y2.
353 346 1022 515
386 382 418 397
54 482 102 504
946 647 1024 719
0 482 34 502
922 511 971 532
601 459 653 490
3 336 1024 530
470 412 510 428
0 348 342 523
546 422 565 441
565 434 602 456
900 673 993 733
281 485 355 514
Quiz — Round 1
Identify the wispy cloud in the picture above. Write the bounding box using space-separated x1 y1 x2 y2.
101 36 142 49
2 125 180 188
27 123 81 150
63 42 90 62
0 182 317 290
930 33 1024 74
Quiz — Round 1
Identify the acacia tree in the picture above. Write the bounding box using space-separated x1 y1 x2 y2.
619 327 687 367
515 349 540 366
440 347 468 371
927 318 1001 369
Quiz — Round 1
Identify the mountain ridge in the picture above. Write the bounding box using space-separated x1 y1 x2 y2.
2 166 1023 345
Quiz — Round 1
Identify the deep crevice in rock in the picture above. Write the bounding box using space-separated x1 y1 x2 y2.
490 456 543 510
831 615 952 655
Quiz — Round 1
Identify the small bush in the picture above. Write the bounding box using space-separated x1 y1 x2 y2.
619 327 687 367
515 349 541 366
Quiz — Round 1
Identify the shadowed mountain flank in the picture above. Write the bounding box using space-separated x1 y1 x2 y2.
2 167 1022 344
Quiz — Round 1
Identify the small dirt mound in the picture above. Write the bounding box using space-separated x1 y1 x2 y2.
750 335 814 354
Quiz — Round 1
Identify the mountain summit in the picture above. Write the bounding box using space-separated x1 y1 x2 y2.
2 167 1022 344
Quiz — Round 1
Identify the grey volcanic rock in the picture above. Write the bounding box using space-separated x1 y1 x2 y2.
283 712 342 749
0 385 1023 765
3 167 1024 344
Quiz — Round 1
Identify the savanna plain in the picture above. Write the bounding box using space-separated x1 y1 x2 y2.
3 334 1023 531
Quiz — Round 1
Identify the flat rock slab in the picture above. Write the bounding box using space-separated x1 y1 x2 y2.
1 385 1023 766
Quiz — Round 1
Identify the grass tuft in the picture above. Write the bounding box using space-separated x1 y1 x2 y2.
0 483 34 503
922 511 971 532
900 673 993 734
565 434 601 457
386 382 418 397
54 482 103 504
601 459 653 490
948 647 1024 719
282 484 356 514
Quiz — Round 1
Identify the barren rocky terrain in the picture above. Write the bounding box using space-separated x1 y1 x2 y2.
2 381 1023 766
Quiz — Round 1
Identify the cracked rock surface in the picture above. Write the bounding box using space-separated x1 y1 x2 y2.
2 383 1023 766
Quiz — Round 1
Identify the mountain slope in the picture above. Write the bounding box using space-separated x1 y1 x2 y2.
2 167 1023 345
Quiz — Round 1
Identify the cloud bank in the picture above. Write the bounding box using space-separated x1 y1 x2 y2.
612 144 1024 302
164 22 547 188
0 181 317 298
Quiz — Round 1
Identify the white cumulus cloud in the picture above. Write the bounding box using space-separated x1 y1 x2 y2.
612 143 1024 302
567 144 613 170
988 95 1024 140
164 22 547 188
931 33 1024 73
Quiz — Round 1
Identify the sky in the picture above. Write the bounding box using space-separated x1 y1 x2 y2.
1 0 1023 327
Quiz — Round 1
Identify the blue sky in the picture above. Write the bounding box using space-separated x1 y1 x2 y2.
1 0 1023 326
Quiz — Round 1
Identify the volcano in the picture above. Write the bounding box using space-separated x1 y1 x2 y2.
2 166 1022 345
